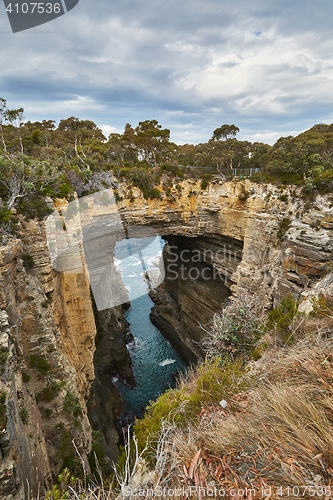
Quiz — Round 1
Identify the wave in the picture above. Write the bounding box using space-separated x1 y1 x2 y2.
159 359 176 367
147 256 161 267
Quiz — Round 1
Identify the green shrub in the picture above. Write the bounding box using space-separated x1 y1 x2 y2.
252 171 303 187
43 408 52 418
37 381 65 403
133 358 247 459
63 390 81 418
29 355 51 374
115 165 162 199
161 164 184 178
279 193 289 203
200 173 212 190
20 407 28 425
56 431 84 479
114 190 123 203
57 178 74 199
61 454 83 479
0 206 12 224
144 187 161 200
17 195 53 220
88 430 107 475
45 469 78 500
22 371 31 383
277 217 292 239
21 254 35 270
266 294 299 343
250 341 269 360
200 292 264 360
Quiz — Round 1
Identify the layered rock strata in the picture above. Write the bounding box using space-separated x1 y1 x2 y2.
115 180 332 357
0 219 131 498
150 236 234 361
0 230 92 499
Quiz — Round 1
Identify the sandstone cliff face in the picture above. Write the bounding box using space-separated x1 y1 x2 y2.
45 178 332 368
0 223 94 499
113 180 333 359
149 236 233 361
0 213 134 498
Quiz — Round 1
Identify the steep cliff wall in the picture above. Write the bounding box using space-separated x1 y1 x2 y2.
0 229 92 499
46 178 332 369
114 180 333 358
0 214 137 498
150 236 234 361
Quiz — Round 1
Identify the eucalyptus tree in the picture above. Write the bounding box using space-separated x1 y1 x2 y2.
211 124 240 141
133 119 170 166
5 107 25 154
57 117 106 169
207 124 241 169
0 154 60 209
266 128 333 189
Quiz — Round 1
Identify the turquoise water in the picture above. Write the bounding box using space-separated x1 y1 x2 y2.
113 237 187 418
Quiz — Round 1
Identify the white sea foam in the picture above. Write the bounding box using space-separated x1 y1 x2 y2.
159 359 176 367
147 256 161 267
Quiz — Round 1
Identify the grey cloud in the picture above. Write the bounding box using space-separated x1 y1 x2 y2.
0 0 332 144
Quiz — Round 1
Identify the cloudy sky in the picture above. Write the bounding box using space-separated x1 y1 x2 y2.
1 0 333 144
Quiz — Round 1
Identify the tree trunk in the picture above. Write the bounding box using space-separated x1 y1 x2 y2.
74 136 90 169
0 125 7 152
19 134 24 155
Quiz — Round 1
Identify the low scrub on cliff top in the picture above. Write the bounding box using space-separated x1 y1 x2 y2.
181 335 333 496
132 357 248 460
200 292 265 360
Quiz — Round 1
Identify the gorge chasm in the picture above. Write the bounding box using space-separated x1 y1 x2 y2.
1 179 333 498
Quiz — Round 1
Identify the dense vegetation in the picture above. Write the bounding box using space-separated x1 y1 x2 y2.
1 97 333 228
